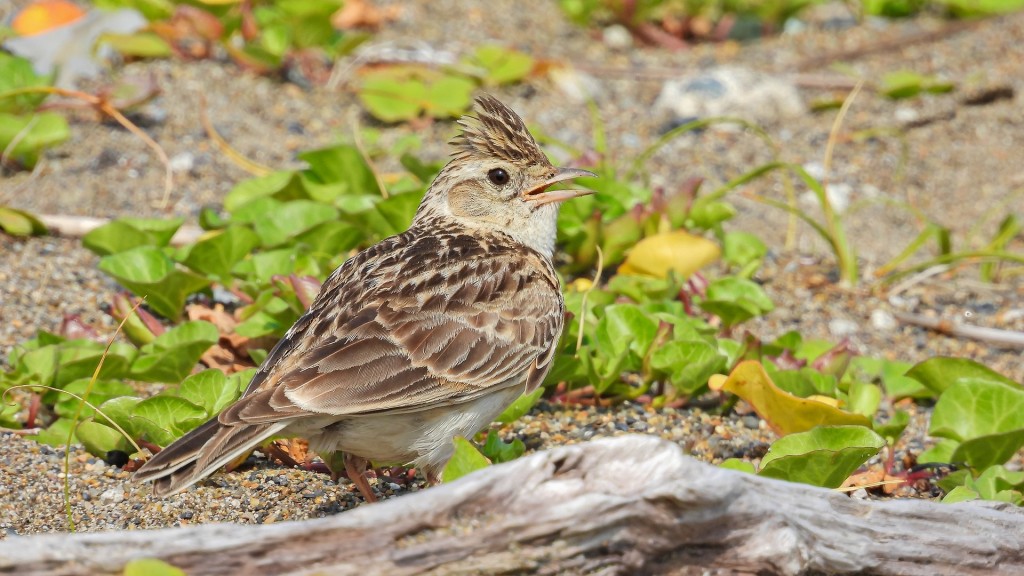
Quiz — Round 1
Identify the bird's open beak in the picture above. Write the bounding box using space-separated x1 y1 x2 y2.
522 167 596 206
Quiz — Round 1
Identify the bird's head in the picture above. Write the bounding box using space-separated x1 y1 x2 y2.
412 94 594 259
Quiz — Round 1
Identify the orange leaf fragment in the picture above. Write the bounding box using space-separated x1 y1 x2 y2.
12 0 85 36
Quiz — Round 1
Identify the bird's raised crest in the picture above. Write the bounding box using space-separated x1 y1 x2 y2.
450 94 547 164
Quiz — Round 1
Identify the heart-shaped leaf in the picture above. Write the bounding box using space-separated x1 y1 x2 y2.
759 425 885 488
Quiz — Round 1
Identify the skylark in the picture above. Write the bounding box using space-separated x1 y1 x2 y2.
134 95 594 502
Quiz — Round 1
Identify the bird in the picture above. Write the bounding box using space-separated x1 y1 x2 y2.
133 94 595 502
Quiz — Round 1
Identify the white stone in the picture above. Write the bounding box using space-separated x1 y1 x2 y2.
99 488 125 504
870 309 898 332
894 106 919 123
602 24 633 50
655 66 805 127
828 318 859 337
169 152 195 173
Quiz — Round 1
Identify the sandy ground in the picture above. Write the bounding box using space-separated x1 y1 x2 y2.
0 0 1022 536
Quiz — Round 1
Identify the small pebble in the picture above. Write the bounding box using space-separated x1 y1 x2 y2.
828 318 859 337
870 309 898 332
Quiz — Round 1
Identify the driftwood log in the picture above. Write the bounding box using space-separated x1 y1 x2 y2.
1 435 1022 575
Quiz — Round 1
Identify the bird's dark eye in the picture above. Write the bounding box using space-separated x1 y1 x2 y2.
487 168 509 186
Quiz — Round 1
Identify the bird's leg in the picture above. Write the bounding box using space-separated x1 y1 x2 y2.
342 452 377 503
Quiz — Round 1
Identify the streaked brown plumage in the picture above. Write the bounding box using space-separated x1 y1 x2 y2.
133 95 594 501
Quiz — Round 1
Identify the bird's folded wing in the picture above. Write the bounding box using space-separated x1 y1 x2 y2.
219 252 562 424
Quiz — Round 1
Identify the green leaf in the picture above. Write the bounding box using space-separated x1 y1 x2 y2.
224 171 301 212
465 45 534 86
99 246 212 319
360 75 426 122
951 430 1024 471
76 419 130 458
699 277 774 328
942 485 980 504
298 144 378 196
251 200 339 247
720 458 756 474
860 357 931 399
650 340 727 395
847 381 882 418
178 369 241 418
83 217 184 256
93 0 174 20
423 75 475 118
99 31 173 57
177 225 260 280
93 396 143 439
930 379 1024 469
917 438 958 465
937 0 1024 16
873 410 909 445
28 417 77 446
930 379 1024 441
54 379 136 420
906 357 1019 396
441 436 491 483
0 112 70 167
0 53 51 114
480 429 525 464
758 425 885 488
357 191 421 238
688 199 736 229
123 558 187 576
0 206 47 236
43 340 136 389
131 321 219 383
879 71 954 99
495 387 543 424
722 231 767 270
594 304 659 365
972 465 1024 500
768 367 837 398
132 395 207 446
294 220 362 256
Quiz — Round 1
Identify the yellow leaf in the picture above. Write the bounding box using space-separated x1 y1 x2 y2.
807 395 841 408
618 230 720 279
13 0 85 36
568 277 593 292
709 361 871 436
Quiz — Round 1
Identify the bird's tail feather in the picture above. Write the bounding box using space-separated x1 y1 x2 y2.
133 417 288 497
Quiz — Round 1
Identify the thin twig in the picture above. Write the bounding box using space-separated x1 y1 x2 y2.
199 94 273 177
0 114 39 168
350 109 389 198
885 265 950 298
822 80 863 192
37 214 203 245
893 311 1024 349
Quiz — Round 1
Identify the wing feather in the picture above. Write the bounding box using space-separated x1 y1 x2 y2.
219 231 564 424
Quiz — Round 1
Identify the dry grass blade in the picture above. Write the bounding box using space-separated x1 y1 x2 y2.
350 108 389 198
893 311 1024 349
199 94 274 177
576 246 604 353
